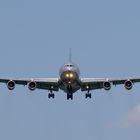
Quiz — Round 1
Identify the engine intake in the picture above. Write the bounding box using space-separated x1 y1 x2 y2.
103 81 111 90
28 81 37 91
124 80 133 90
7 80 15 90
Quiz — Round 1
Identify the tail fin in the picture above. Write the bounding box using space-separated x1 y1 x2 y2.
69 48 72 62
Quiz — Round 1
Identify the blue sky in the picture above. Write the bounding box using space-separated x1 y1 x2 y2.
0 0 140 140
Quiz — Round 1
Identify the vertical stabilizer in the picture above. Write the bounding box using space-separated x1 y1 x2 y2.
69 48 72 62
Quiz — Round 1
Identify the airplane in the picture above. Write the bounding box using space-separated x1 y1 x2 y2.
1 49 140 100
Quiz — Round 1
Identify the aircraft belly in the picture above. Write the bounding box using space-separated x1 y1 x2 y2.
60 81 80 94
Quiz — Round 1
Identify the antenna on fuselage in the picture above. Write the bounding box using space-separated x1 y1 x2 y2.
69 48 72 62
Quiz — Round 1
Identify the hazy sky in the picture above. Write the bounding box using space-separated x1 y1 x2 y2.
0 0 140 140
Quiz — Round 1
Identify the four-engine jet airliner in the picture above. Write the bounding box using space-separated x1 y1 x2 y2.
1 51 140 100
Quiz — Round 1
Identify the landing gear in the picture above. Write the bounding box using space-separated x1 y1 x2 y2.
85 93 91 98
66 84 73 100
85 91 92 99
48 90 55 99
48 93 55 99
67 94 73 100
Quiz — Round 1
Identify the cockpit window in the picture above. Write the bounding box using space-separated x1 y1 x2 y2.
65 64 73 67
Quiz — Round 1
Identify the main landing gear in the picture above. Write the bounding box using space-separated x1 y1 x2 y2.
85 91 92 99
48 93 54 99
48 90 55 99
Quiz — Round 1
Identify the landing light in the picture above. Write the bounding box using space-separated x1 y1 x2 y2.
70 73 74 78
66 74 69 78
66 73 74 78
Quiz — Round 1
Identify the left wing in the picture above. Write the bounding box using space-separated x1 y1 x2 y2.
81 77 140 91
0 78 59 91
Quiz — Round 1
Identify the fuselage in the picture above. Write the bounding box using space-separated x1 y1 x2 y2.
59 62 81 94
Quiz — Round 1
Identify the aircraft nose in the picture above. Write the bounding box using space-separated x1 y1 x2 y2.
61 71 78 82
67 67 72 70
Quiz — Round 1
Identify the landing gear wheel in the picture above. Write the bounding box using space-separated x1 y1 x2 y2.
48 93 55 99
67 94 73 100
85 93 92 99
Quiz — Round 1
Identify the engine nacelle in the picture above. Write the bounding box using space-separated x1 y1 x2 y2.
124 80 133 90
28 81 37 91
103 81 111 90
7 80 15 90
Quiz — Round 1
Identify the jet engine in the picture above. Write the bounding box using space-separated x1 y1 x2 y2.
28 81 37 91
124 80 133 90
103 81 111 90
7 80 15 90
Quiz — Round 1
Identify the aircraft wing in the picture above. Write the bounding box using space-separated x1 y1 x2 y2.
80 77 140 91
0 78 59 91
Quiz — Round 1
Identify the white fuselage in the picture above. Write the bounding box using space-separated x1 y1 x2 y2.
59 63 81 94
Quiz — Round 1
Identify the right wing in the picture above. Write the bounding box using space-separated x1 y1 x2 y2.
0 77 59 91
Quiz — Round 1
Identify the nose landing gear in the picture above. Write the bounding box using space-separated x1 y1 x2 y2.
67 94 73 100
66 84 73 100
